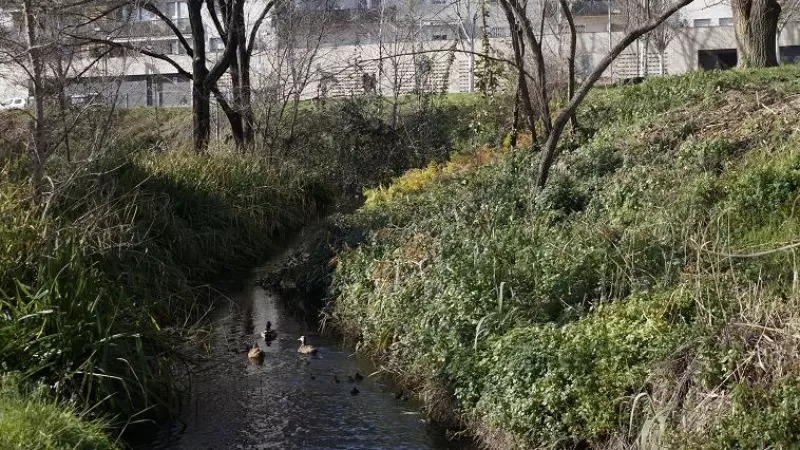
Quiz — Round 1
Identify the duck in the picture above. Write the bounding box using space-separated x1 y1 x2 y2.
297 336 318 355
260 321 278 341
334 375 340 384
354 372 364 382
247 343 264 360
350 387 360 396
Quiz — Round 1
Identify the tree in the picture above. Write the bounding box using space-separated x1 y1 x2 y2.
732 0 781 67
497 0 696 188
0 0 86 201
75 0 278 151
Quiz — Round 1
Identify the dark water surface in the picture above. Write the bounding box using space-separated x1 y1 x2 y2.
132 268 459 450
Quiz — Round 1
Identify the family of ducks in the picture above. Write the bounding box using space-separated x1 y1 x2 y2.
247 322 408 399
247 321 318 360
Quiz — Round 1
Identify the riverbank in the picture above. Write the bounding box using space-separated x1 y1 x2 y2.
328 66 800 448
0 149 331 448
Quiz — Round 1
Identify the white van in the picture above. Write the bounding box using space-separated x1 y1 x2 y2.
0 97 27 110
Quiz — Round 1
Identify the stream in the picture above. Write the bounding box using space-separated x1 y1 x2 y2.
133 264 460 450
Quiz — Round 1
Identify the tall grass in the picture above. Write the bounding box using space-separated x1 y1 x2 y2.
328 65 800 449
0 148 330 444
0 376 116 450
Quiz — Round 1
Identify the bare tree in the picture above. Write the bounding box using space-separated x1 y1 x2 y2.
497 0 696 188
74 0 278 151
0 0 82 200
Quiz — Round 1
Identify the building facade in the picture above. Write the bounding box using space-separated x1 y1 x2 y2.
0 0 798 105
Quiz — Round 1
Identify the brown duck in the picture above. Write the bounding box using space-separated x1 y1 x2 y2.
297 336 318 355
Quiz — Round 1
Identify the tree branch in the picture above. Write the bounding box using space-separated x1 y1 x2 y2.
247 0 279 55
72 35 193 80
141 1 194 57
206 0 243 85
536 0 697 187
206 0 227 41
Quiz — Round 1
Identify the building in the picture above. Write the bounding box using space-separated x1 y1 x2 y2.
0 0 799 105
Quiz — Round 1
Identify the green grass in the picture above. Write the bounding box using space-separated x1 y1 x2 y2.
0 377 117 450
329 65 800 448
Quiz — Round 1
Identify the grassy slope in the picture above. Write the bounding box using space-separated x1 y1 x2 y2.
0 377 116 450
330 66 800 449
0 150 330 448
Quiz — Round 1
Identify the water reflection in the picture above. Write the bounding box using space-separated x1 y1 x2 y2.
137 279 458 450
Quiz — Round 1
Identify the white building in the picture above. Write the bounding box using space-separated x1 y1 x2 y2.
1 0 800 105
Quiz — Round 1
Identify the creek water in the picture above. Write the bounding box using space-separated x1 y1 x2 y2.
133 267 459 450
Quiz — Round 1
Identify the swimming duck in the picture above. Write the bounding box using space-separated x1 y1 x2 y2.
297 336 318 355
350 387 360 396
260 321 278 341
334 375 340 384
247 343 264 360
354 372 364 382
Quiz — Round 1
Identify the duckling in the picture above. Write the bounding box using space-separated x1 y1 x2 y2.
350 387 360 396
260 321 278 341
354 372 364 382
247 343 264 360
310 374 316 380
334 375 340 384
297 336 318 355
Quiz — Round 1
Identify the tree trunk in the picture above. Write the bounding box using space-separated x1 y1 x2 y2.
238 29 255 148
733 0 781 68
500 0 537 141
189 0 211 151
23 0 47 203
558 0 579 130
506 0 552 136
536 0 696 188
229 50 243 148
510 89 520 147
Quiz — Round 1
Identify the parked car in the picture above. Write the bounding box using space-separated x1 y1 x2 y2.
0 97 27 110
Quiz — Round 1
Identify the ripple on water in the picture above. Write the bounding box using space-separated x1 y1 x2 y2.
136 279 459 450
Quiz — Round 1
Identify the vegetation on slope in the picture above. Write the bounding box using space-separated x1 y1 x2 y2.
0 149 329 448
0 91 493 447
0 377 116 450
329 66 800 448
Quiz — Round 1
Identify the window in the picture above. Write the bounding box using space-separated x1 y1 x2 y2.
431 0 447 4
168 1 188 19
693 18 711 27
432 33 448 40
117 6 157 22
209 37 225 51
575 24 586 32
719 17 733 26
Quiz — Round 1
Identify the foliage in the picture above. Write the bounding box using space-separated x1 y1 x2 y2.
0 149 329 433
330 65 800 449
0 376 117 450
